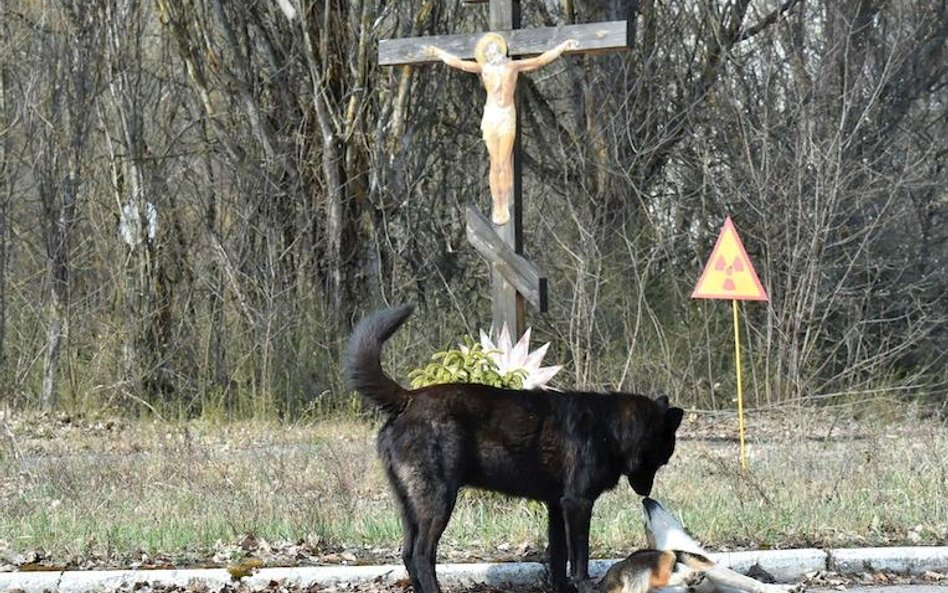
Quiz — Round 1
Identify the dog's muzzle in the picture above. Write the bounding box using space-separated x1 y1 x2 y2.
628 474 654 496
642 496 662 515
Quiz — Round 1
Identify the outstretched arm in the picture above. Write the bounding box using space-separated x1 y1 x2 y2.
514 39 579 72
424 46 482 74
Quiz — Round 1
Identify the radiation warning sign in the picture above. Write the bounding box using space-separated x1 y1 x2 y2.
692 217 769 301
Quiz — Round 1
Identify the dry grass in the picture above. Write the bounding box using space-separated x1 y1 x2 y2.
0 408 945 569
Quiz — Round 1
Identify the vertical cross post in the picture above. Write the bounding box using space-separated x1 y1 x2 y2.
487 0 524 338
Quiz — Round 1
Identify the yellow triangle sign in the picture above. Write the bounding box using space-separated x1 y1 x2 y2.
692 217 769 301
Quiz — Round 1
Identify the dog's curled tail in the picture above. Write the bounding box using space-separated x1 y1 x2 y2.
345 305 415 416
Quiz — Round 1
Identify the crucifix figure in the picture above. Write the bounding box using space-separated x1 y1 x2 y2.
424 34 579 225
380 1 629 338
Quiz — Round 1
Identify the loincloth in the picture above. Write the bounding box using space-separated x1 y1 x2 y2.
481 104 516 140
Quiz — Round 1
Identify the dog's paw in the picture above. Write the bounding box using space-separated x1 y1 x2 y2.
575 579 599 593
684 570 708 593
684 572 707 586
551 578 579 593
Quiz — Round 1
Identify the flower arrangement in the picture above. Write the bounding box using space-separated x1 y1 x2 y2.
408 325 562 390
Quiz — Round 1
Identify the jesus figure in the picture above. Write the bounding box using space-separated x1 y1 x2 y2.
425 34 578 225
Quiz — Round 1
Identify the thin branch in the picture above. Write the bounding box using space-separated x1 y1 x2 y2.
738 0 804 43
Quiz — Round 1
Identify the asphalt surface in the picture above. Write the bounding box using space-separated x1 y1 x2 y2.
811 588 948 593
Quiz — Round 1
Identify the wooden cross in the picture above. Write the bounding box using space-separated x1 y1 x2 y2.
379 0 630 337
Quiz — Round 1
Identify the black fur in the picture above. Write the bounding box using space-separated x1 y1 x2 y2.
346 306 684 593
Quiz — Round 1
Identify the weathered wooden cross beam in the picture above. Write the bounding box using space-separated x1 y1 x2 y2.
379 0 630 337
378 20 630 66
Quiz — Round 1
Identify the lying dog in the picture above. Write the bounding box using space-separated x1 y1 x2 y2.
345 306 684 593
600 498 803 593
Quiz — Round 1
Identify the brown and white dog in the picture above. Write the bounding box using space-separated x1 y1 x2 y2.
599 498 803 593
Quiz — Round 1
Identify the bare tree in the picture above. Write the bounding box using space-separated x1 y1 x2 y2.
0 0 942 415
0 0 11 392
99 0 179 399
32 2 100 409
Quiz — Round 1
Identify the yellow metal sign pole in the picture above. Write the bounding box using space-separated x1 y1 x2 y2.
691 218 767 469
732 299 747 469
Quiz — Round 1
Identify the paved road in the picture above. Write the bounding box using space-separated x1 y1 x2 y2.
811 588 948 593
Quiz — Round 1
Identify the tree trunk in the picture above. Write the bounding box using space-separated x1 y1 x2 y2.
0 41 8 388
41 177 78 410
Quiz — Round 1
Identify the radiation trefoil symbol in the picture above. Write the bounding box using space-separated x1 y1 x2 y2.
692 217 768 301
716 254 743 292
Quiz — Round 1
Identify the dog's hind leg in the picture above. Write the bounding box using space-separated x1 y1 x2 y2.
386 438 460 593
386 471 456 593
384 464 425 593
399 522 422 592
410 483 458 593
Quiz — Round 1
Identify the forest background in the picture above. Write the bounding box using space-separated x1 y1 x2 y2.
0 0 945 420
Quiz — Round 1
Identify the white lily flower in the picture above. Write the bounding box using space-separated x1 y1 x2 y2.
472 325 563 390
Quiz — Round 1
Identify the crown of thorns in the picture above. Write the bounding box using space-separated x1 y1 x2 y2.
474 33 508 64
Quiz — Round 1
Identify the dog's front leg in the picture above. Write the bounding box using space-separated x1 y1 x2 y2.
703 566 803 593
561 496 594 583
547 501 573 593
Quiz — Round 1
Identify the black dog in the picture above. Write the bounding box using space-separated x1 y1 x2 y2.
345 306 684 593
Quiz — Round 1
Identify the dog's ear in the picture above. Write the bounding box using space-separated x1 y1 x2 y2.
655 394 670 409
666 407 684 431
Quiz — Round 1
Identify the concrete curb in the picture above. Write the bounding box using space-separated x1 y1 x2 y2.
0 547 946 593
830 547 948 576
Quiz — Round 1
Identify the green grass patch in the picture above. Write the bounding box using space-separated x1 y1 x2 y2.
0 412 945 567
